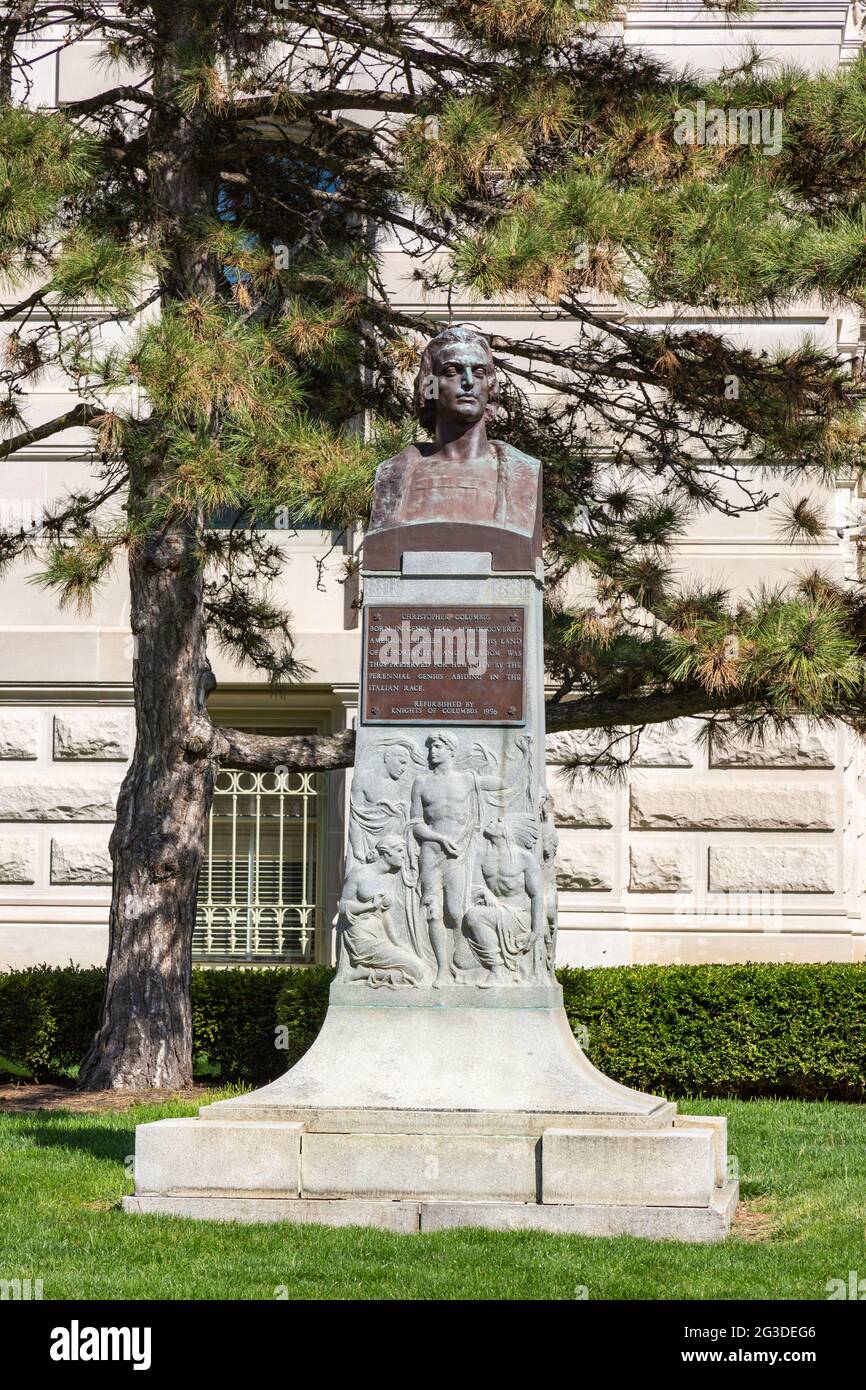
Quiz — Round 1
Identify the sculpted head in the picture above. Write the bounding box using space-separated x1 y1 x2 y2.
382 745 410 780
413 325 498 434
484 814 538 849
426 729 458 767
483 817 509 845
375 834 405 869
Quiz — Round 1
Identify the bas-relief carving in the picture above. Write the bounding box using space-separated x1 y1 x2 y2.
540 790 559 972
338 730 556 989
336 837 426 988
347 740 416 866
454 816 545 986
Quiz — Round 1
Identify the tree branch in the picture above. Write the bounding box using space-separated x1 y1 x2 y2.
0 402 102 459
217 688 751 774
61 82 156 116
543 689 743 730
218 726 356 771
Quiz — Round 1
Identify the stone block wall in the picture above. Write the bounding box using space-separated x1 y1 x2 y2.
545 719 864 967
0 704 129 965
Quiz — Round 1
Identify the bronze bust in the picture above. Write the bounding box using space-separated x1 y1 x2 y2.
364 325 542 571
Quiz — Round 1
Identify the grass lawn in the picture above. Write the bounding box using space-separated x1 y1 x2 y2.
0 1094 864 1300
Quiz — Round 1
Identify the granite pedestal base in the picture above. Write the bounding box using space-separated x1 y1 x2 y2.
124 984 737 1241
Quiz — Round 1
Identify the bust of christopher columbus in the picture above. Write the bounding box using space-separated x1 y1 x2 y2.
364 325 542 572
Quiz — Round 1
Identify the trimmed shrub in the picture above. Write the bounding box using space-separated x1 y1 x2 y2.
0 963 104 1076
274 966 334 1068
1 960 865 1098
190 967 288 1082
558 963 866 1102
0 964 291 1082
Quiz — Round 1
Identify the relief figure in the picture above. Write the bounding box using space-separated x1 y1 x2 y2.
540 790 559 973
409 729 532 987
347 740 420 866
336 835 428 988
455 816 546 986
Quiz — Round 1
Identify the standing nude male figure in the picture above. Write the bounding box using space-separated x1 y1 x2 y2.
410 730 528 986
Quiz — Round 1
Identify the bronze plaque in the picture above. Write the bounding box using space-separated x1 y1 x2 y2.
362 605 526 726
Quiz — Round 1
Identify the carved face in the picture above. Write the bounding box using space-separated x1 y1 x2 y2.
484 817 508 844
427 734 455 768
383 747 409 780
428 341 492 429
379 840 405 869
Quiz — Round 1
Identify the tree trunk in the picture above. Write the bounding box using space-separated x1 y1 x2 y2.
78 523 221 1088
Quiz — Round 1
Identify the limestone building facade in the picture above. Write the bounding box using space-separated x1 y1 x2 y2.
2 2 865 970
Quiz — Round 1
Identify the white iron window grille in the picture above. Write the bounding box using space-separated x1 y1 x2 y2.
194 767 321 963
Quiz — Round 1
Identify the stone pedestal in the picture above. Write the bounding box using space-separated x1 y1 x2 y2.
125 331 735 1241
126 979 736 1239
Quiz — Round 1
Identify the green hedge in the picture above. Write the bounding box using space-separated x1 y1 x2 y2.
190 968 291 1082
557 963 866 1102
1 961 865 1099
0 965 289 1082
0 963 105 1077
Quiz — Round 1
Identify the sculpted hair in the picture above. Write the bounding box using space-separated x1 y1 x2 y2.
371 738 425 767
426 729 458 753
484 814 538 849
374 834 405 855
413 325 498 432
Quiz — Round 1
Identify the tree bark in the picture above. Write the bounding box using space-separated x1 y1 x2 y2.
542 688 743 730
79 3 221 1089
219 727 356 771
78 524 220 1088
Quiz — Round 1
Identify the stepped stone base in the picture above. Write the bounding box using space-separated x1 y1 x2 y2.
124 1181 738 1241
125 983 736 1242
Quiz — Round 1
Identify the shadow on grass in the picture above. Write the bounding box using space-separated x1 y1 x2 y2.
8 1113 134 1164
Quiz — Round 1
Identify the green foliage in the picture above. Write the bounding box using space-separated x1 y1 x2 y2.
3 961 865 1097
273 965 335 1068
0 964 105 1076
439 0 630 50
190 968 289 1082
665 588 863 712
48 230 149 310
0 107 96 271
559 963 866 1101
0 966 289 1082
129 299 305 431
34 533 120 612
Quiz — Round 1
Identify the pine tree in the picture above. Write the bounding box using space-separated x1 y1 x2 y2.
2 0 866 1086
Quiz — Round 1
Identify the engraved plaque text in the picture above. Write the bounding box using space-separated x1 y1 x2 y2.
362 605 526 725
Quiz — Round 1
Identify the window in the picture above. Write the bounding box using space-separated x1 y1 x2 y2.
194 736 323 963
